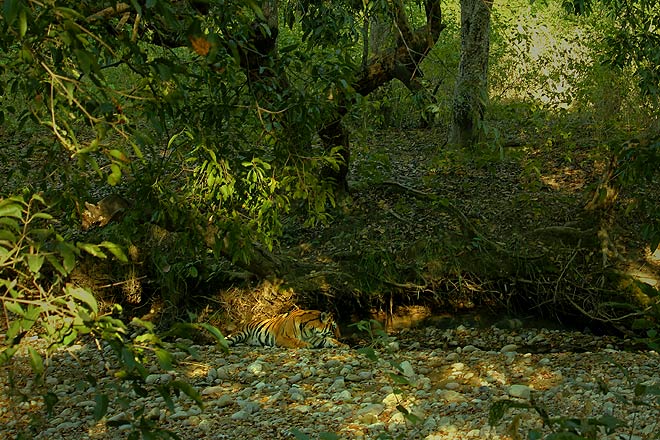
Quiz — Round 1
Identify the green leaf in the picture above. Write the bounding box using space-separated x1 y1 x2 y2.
0 246 11 264
53 6 84 19
120 347 138 371
59 245 76 274
157 385 175 412
100 241 128 262
62 328 79 346
27 253 45 273
0 202 23 219
74 49 99 76
77 242 108 259
595 414 625 431
246 1 265 21
197 323 228 351
32 212 53 220
5 301 25 317
108 163 122 186
0 346 19 367
24 305 40 327
528 430 543 440
18 8 27 37
45 254 67 276
30 193 45 205
28 347 44 376
131 317 155 332
94 393 109 421
43 392 59 417
67 285 98 314
169 380 203 408
290 428 311 440
3 0 20 25
155 349 174 371
388 373 410 385
0 217 20 232
357 346 378 362
108 149 128 162
545 433 584 439
7 320 24 341
632 318 654 330
319 433 340 440
135 333 160 344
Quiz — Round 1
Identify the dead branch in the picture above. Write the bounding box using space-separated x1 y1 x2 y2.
87 3 131 21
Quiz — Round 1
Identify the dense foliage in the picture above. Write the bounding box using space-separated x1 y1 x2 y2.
0 0 350 257
1 0 660 435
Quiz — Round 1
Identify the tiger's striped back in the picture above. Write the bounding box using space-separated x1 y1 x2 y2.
226 310 346 349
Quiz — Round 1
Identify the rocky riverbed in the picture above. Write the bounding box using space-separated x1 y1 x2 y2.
1 325 659 439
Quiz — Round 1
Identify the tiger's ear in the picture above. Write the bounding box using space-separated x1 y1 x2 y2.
320 312 332 323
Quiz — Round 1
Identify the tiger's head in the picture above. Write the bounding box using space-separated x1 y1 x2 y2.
319 311 341 338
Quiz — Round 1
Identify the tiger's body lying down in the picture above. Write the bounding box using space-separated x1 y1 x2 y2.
226 310 347 349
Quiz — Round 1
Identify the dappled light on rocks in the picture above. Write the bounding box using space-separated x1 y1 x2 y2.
2 324 658 439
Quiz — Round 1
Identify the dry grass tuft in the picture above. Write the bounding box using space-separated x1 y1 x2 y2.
216 279 297 329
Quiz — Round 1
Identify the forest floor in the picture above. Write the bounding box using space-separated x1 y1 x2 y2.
237 118 660 334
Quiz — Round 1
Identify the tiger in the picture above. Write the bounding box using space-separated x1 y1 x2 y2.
226 310 347 349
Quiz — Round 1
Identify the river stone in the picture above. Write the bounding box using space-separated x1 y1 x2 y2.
329 377 345 391
247 361 265 376
501 344 518 353
231 410 249 420
399 361 415 377
288 373 303 383
202 385 225 396
212 394 233 408
55 421 78 431
357 403 384 424
509 384 531 399
145 373 172 385
436 390 466 402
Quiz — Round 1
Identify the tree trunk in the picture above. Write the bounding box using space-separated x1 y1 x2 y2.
320 0 445 190
319 117 350 194
449 0 493 149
